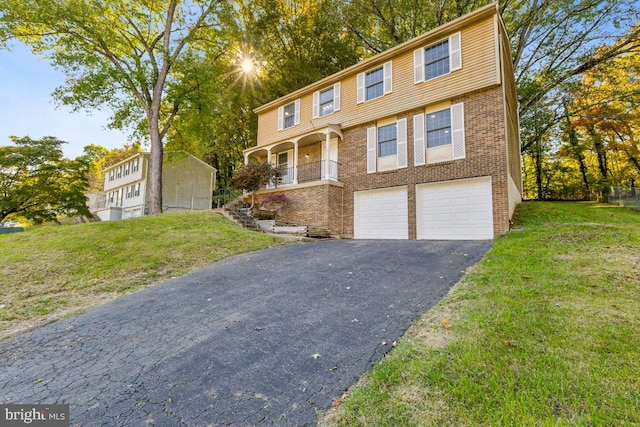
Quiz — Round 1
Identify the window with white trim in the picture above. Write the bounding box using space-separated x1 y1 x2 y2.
425 40 450 80
313 83 341 118
319 87 334 115
357 62 392 103
283 103 296 128
365 67 384 101
367 118 407 173
426 109 451 148
378 124 397 157
414 32 461 84
132 158 139 172
414 102 465 166
278 99 301 130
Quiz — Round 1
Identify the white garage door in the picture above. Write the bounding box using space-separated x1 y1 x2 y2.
354 186 408 239
416 177 493 240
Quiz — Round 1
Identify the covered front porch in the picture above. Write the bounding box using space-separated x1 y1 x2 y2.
244 125 342 188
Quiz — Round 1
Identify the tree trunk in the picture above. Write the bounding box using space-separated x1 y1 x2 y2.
147 108 163 215
563 108 590 195
535 141 544 200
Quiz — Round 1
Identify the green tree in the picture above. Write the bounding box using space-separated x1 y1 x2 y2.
0 136 91 223
0 0 230 215
167 0 362 187
229 162 279 207
237 0 362 97
339 0 640 148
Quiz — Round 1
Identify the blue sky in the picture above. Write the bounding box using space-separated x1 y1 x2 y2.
0 43 130 159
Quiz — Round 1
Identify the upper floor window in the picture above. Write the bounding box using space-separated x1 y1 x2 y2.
313 83 341 118
283 103 295 128
414 32 461 84
132 158 139 172
357 61 392 103
365 67 384 101
278 99 300 130
425 40 450 80
320 87 334 115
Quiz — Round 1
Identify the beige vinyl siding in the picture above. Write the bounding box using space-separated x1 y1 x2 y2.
499 21 522 196
255 17 498 147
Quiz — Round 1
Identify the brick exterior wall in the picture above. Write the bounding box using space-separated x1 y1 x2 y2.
254 85 513 239
255 182 344 234
337 85 510 238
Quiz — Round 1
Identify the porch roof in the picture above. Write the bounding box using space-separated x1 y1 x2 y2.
244 124 342 157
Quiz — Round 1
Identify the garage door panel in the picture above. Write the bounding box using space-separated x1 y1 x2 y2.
417 177 493 240
354 187 408 239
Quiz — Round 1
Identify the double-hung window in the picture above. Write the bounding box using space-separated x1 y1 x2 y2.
378 124 397 157
414 32 461 83
425 40 450 80
283 103 296 129
413 103 465 166
365 67 384 101
313 83 341 118
278 99 300 130
367 118 407 173
357 62 392 103
320 87 334 116
426 109 451 148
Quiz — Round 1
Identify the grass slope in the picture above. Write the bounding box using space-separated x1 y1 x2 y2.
324 202 640 426
0 211 285 339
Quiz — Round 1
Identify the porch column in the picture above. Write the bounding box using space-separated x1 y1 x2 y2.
324 132 331 180
267 147 272 188
293 140 299 185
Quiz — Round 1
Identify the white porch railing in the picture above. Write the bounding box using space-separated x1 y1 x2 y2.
268 160 340 188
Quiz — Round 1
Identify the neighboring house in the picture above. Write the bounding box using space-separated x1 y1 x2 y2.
243 3 521 240
94 151 216 221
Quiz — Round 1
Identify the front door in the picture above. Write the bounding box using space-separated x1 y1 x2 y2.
274 150 293 185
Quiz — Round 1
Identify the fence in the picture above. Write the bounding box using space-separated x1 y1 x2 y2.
609 186 640 211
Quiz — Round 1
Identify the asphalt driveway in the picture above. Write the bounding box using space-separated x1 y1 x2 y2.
0 239 491 426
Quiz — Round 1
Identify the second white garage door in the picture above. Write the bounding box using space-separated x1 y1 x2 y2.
416 177 493 240
354 186 408 239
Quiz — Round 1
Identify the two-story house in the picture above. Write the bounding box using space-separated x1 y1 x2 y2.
243 3 521 240
95 151 216 221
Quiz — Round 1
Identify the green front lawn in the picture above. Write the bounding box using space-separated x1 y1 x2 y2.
324 202 640 426
0 211 285 339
